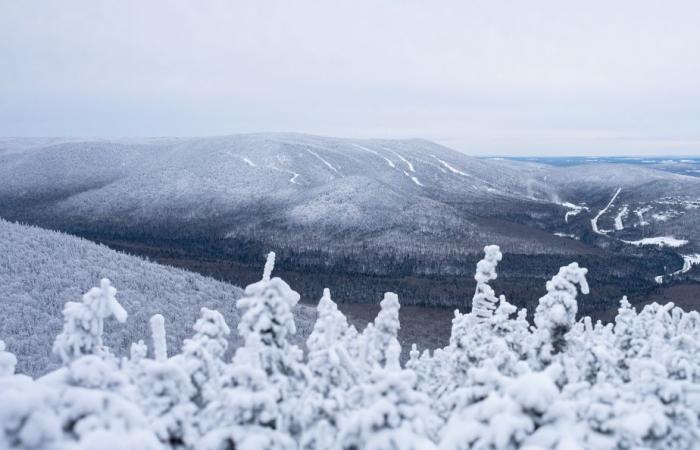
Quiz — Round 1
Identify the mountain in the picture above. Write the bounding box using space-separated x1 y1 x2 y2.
0 218 316 376
0 133 593 255
1 133 699 314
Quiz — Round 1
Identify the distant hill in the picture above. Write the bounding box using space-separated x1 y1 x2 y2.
0 219 316 376
1 133 699 312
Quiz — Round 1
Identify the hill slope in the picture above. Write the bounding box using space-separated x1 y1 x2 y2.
0 219 316 376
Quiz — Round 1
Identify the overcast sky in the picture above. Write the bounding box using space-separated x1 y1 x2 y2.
1 1 699 156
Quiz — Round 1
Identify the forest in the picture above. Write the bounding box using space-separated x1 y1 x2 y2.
2 246 699 449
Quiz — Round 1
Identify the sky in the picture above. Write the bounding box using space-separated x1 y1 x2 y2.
1 0 699 156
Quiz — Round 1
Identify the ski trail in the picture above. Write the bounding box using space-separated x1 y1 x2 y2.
352 144 396 168
562 202 587 223
655 254 700 284
403 170 424 186
432 155 471 177
242 157 257 167
306 148 340 175
614 206 629 231
388 150 415 172
591 187 622 235
353 144 424 186
268 166 302 185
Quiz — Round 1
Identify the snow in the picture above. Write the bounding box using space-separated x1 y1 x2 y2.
635 206 652 226
432 155 471 177
657 254 700 283
351 144 424 186
390 151 416 172
242 157 257 167
591 187 621 235
652 212 673 222
403 170 424 186
267 165 303 185
561 202 588 223
471 245 503 321
614 206 628 230
3 247 700 449
150 314 168 362
623 236 689 248
306 148 341 175
352 144 396 168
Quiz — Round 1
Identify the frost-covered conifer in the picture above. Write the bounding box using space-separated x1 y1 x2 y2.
0 340 17 377
340 340 439 450
361 292 401 369
471 245 503 321
52 278 128 364
232 252 307 437
0 375 61 449
150 314 168 362
177 307 231 408
300 289 356 450
532 262 589 366
134 358 197 447
198 343 294 450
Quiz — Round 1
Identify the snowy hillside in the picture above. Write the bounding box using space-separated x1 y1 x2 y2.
0 219 316 376
0 133 585 256
2 134 698 257
2 133 700 307
2 245 699 450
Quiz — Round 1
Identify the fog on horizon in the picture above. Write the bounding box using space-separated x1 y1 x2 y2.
1 0 699 156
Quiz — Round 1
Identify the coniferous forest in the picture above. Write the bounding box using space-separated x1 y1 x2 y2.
2 246 699 450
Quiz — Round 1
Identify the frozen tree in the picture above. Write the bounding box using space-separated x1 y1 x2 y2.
150 314 168 362
0 340 17 377
198 346 295 450
340 340 439 450
232 252 308 437
133 358 197 447
471 245 503 321
300 289 357 450
0 375 61 449
361 292 401 370
177 307 231 409
52 278 128 364
532 262 589 366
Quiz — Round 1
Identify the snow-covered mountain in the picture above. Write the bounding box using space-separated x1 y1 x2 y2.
2 133 700 307
0 219 316 376
0 133 596 256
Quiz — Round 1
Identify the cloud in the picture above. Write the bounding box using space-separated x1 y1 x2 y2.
1 0 699 155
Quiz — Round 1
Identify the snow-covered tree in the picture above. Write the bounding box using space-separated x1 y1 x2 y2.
0 340 17 377
340 340 439 450
531 262 589 366
177 307 231 408
471 245 503 321
201 251 308 447
361 292 402 370
150 314 168 362
300 288 357 450
52 278 128 364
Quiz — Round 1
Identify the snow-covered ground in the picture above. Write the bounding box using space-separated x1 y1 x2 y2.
614 205 628 230
622 236 689 248
561 202 588 223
